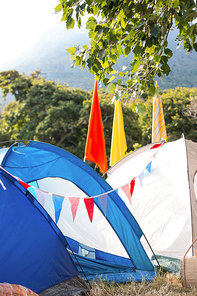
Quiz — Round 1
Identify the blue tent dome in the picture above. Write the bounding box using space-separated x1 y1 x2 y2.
1 140 156 282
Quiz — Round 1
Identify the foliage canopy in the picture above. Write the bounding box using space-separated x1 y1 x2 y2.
0 70 142 162
55 0 197 98
139 87 197 143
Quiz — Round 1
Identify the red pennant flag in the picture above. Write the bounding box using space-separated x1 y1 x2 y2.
121 184 131 204
150 143 163 149
84 81 107 174
84 198 94 223
69 197 80 222
121 178 135 205
130 178 135 199
19 179 30 189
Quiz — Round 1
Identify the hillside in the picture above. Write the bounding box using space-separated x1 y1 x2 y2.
0 23 197 91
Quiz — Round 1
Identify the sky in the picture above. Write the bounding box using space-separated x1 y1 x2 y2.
0 0 62 65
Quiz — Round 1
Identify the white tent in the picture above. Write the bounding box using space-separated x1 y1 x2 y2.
106 137 197 270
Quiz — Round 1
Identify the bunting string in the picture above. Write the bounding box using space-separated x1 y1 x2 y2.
9 141 165 223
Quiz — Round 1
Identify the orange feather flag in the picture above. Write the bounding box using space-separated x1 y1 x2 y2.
84 81 107 174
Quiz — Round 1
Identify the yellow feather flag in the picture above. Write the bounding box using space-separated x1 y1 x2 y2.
110 99 127 167
152 92 167 143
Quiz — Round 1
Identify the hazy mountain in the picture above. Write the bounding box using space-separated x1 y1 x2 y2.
0 23 95 90
0 23 197 91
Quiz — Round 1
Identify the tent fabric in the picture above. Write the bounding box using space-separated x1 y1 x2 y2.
0 140 155 282
185 140 197 247
0 167 88 294
70 251 155 282
106 137 197 265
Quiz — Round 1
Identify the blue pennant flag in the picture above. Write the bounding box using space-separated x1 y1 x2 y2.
144 161 152 177
138 170 144 186
52 195 64 223
98 194 108 216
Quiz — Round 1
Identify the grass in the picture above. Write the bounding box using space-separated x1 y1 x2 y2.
86 273 197 296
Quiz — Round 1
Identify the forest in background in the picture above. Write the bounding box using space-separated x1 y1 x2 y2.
0 70 197 168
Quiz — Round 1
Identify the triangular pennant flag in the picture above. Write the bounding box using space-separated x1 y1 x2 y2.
98 194 108 216
138 171 144 186
44 193 56 222
84 81 107 174
121 184 132 204
18 179 30 189
27 186 35 198
130 178 135 202
110 99 127 167
34 188 47 207
150 143 163 149
52 195 64 223
144 161 152 177
84 198 94 223
69 197 80 222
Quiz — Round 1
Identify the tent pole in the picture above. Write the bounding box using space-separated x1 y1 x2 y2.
143 233 162 270
66 241 92 289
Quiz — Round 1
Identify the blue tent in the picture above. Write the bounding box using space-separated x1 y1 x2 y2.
0 166 89 294
1 141 156 282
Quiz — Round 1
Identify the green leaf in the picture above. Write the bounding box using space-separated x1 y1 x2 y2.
121 17 127 29
161 26 167 37
117 79 123 85
193 43 197 51
160 55 168 65
93 6 99 15
173 0 180 8
70 54 76 60
108 76 116 83
124 46 131 56
136 103 146 115
82 61 86 69
66 47 77 55
132 59 141 72
154 55 161 62
103 39 109 49
75 56 82 66
161 63 171 76
98 49 106 60
133 43 142 55
86 17 97 30
108 83 116 93
164 48 173 58
79 2 85 10
150 25 160 38
111 70 118 74
149 84 155 95
66 17 75 29
55 3 62 13
88 30 97 38
103 78 110 85
110 55 117 63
